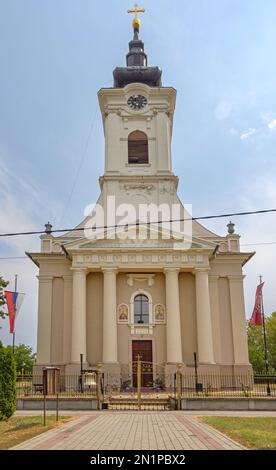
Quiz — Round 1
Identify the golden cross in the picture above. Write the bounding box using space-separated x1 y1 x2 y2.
127 3 145 29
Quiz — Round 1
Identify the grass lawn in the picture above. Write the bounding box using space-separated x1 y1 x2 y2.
0 415 73 450
200 416 276 450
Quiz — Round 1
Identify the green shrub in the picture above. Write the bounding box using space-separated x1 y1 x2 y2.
0 348 16 420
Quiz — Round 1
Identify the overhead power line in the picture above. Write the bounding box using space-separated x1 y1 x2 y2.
2 240 276 261
0 208 275 238
57 108 98 226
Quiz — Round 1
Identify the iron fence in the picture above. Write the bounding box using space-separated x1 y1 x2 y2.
16 373 97 398
178 374 276 398
16 372 276 400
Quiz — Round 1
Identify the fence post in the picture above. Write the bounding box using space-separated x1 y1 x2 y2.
43 394 47 426
56 393 59 421
137 355 142 411
97 363 103 410
176 363 182 410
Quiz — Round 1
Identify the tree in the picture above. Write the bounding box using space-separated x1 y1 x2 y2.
247 312 276 374
0 276 9 322
266 312 276 371
0 348 16 420
6 344 36 374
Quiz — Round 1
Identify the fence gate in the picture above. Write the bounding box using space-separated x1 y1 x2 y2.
101 357 175 410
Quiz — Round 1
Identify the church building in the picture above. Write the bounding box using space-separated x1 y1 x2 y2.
28 9 253 382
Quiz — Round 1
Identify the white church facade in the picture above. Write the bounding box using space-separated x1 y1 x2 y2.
28 14 253 381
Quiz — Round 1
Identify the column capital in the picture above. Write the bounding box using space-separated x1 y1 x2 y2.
71 267 87 274
37 275 53 282
102 267 118 274
228 274 245 282
193 267 210 275
209 274 220 282
163 267 180 274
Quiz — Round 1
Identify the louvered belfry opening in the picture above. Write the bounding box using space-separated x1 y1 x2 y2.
128 130 149 164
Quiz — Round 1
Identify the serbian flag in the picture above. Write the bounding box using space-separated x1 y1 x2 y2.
249 282 264 326
4 291 25 334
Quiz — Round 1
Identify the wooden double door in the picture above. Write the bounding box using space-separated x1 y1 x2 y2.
132 340 153 388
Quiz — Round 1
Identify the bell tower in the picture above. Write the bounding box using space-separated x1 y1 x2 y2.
97 5 178 211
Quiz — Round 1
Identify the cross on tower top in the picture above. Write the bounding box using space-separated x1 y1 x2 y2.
127 3 145 31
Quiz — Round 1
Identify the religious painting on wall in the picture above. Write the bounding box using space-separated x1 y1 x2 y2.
154 304 166 324
117 303 129 323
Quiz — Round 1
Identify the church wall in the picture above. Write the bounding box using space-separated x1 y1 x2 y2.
38 258 72 277
154 325 166 364
209 259 243 277
86 272 103 365
50 277 64 364
118 324 130 365
179 273 197 365
218 277 234 364
116 272 166 364
35 259 71 367
123 118 157 173
106 112 157 174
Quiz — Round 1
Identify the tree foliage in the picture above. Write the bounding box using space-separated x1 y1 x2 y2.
247 312 276 374
0 276 9 321
8 344 36 374
0 348 16 420
0 343 36 374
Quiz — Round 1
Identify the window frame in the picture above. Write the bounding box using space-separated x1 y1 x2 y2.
130 290 153 325
128 130 149 165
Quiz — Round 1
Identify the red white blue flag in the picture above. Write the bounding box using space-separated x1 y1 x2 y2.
4 291 25 334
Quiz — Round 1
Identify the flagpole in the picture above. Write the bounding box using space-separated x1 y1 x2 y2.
259 275 271 396
13 274 18 354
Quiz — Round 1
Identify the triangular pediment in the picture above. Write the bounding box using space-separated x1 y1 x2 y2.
62 224 217 252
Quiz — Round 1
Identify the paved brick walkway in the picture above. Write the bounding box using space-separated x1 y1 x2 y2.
12 412 242 450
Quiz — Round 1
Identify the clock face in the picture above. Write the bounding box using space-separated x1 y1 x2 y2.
127 94 148 110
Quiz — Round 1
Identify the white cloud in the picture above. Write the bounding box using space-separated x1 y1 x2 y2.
229 127 239 136
215 101 232 121
268 119 276 131
240 128 256 140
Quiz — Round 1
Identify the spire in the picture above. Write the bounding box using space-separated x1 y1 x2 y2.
127 3 147 66
113 4 162 88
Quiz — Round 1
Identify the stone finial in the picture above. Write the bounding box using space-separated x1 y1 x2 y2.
227 221 235 235
44 222 53 235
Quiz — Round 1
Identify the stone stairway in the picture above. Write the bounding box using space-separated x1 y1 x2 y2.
106 396 172 411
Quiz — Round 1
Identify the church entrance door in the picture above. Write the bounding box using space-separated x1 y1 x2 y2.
132 340 153 388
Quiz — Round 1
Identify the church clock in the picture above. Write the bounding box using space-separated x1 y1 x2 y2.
127 94 147 110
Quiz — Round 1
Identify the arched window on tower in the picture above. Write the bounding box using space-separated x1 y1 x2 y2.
134 294 149 324
128 131 149 164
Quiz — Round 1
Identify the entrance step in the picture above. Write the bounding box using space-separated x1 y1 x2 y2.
106 397 171 411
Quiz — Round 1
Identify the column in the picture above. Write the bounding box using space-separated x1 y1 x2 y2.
63 275 72 364
36 275 53 364
71 269 87 364
102 268 118 363
209 275 222 364
228 275 249 364
164 268 182 363
194 269 215 364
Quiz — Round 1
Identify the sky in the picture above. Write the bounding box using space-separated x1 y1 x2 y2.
0 0 276 350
